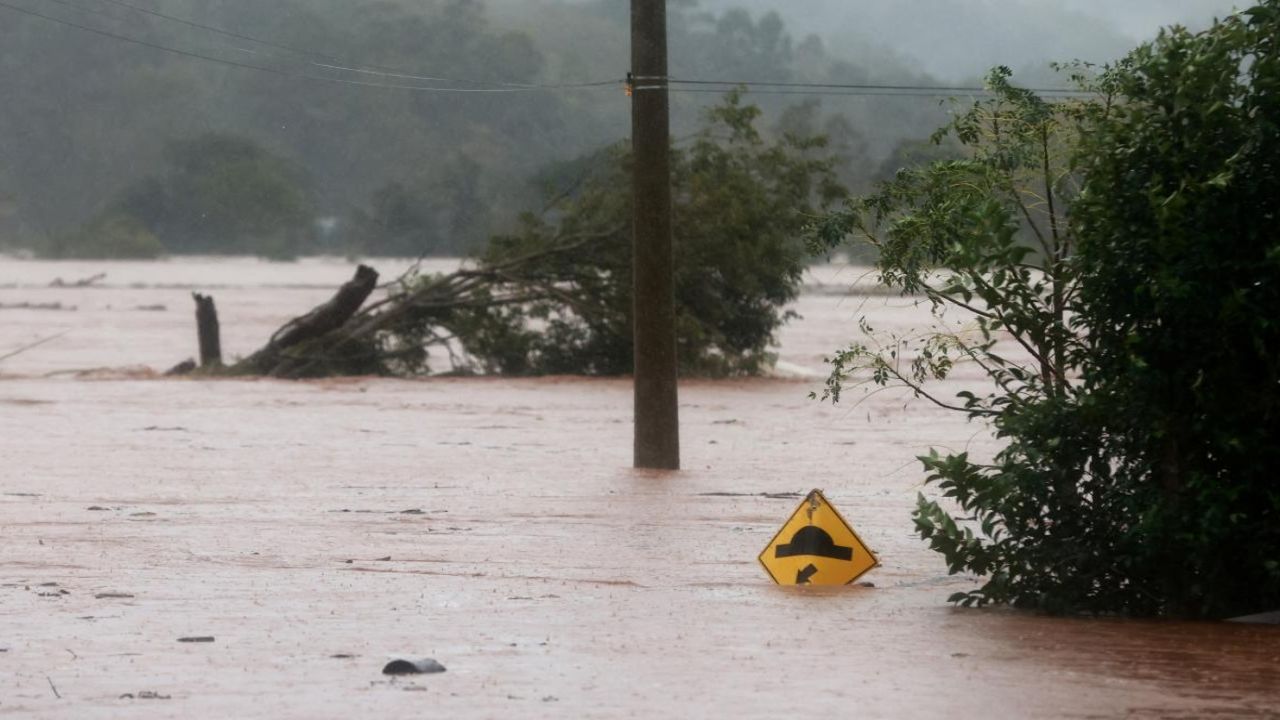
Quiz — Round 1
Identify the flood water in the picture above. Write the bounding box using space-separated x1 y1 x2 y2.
1 256 1277 718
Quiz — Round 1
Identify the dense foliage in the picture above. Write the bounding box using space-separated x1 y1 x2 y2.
40 133 314 259
378 93 844 376
1068 2 1280 617
811 2 1280 618
45 212 165 260
123 134 314 259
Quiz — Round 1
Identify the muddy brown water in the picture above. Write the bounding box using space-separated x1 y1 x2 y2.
1 257 1277 718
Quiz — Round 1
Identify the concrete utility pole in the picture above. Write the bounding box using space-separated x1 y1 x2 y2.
630 0 680 470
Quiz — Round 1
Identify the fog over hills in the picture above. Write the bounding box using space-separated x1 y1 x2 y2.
751 1 1237 79
0 0 1251 256
499 0 1243 81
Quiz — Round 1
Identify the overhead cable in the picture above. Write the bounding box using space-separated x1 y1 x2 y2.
9 1 1097 101
75 0 615 89
638 86 1091 99
0 1 616 94
631 77 1093 97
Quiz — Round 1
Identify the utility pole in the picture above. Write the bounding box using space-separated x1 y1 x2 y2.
631 0 680 470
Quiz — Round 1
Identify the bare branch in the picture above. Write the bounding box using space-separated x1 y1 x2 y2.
0 330 72 364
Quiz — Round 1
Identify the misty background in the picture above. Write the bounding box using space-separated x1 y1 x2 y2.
0 0 1239 258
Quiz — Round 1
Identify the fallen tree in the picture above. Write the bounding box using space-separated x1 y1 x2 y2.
218 234 611 379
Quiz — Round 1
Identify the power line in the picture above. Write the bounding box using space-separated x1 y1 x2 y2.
641 86 1089 99
628 77 1092 98
0 0 618 94
665 78 1092 96
7 0 1097 101
73 0 615 90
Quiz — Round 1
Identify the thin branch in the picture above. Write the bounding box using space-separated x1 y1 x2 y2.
0 330 72 364
924 286 998 321
1008 181 1052 258
879 360 1000 417
965 272 1069 387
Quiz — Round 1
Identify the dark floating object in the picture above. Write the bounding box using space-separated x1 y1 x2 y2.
165 359 197 376
696 491 802 500
177 636 215 643
120 691 171 700
95 592 135 599
382 658 446 675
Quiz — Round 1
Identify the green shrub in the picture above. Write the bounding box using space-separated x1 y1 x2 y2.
811 1 1280 618
1069 2 1280 617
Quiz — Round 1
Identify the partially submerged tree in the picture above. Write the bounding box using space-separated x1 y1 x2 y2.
810 2 1280 618
451 92 845 376
216 93 844 378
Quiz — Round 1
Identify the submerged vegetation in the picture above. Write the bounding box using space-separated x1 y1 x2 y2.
217 94 841 378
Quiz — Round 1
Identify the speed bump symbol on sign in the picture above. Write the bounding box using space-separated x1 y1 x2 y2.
759 489 878 586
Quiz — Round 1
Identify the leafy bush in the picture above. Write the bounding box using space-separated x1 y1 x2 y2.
1068 2 1280 617
811 3 1280 618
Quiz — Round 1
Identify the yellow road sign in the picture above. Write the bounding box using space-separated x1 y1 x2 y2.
759 489 878 586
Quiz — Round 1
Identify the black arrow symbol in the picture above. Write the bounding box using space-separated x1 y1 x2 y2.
795 564 818 584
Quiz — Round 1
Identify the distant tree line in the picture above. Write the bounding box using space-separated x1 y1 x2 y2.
0 0 945 259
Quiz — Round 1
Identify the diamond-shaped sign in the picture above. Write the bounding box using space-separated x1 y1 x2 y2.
759 489 878 586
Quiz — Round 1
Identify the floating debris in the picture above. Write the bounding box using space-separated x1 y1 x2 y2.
382 658 446 675
120 691 171 700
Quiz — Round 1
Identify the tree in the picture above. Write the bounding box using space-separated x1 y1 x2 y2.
446 91 845 376
810 2 1280 618
1069 2 1280 618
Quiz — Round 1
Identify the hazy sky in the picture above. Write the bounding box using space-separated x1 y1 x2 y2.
697 0 1240 38
1037 0 1241 36
690 0 1244 80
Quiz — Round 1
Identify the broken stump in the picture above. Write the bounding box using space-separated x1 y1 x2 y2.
193 293 222 367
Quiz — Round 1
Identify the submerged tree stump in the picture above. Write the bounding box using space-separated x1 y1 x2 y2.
193 293 222 367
